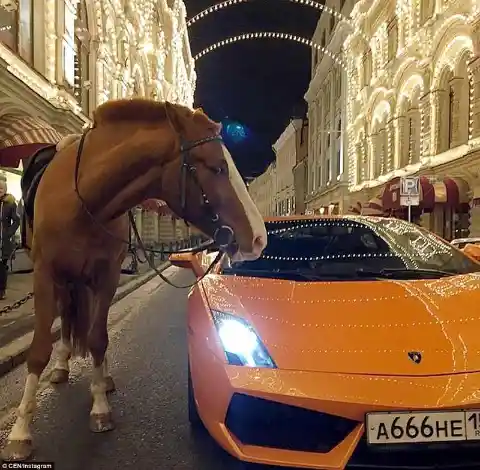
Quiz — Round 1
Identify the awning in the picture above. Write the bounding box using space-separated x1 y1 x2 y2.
139 199 177 217
347 201 362 215
382 176 470 212
361 195 385 216
0 114 64 168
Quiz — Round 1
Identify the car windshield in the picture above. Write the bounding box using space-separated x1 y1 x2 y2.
220 217 480 281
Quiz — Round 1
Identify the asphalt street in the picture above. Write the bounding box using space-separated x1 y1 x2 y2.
0 267 278 470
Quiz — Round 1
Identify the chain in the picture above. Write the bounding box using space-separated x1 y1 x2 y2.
0 292 34 315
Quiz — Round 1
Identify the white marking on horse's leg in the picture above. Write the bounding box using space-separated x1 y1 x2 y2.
54 338 71 371
50 335 71 384
102 355 116 393
89 363 114 432
8 374 38 441
222 145 267 260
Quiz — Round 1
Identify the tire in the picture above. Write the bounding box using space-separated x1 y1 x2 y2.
188 359 206 431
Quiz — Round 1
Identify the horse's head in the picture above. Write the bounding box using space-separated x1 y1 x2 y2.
160 103 267 262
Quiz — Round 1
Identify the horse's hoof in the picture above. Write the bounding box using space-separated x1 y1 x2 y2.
105 376 116 393
89 413 115 433
2 439 33 461
50 368 69 384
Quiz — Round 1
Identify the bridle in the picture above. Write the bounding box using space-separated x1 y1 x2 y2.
73 125 234 289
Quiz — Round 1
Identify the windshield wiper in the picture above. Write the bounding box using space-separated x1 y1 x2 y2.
355 268 456 279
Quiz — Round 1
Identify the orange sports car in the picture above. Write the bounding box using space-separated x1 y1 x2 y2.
169 215 480 469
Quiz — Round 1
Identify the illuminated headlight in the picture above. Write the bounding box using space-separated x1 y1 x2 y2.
211 311 276 368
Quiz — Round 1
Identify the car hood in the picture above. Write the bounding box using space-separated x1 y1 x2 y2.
203 273 480 376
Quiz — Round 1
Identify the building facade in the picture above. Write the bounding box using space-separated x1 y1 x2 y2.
273 119 305 216
344 0 480 239
292 118 309 214
247 162 277 217
249 119 308 217
0 0 196 245
304 0 354 216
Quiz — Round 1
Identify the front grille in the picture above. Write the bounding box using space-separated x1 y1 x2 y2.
225 393 358 453
349 436 480 469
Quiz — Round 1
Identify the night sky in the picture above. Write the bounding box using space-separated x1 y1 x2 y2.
185 0 320 177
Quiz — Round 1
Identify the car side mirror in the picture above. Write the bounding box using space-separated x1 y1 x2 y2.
169 252 205 277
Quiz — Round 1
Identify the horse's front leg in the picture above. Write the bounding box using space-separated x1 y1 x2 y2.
2 270 57 461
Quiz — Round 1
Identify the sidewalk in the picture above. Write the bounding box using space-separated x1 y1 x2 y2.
0 249 166 352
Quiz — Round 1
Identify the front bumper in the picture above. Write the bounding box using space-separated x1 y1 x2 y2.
190 351 480 469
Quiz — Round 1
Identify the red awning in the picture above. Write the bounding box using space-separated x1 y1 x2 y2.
0 114 64 168
382 176 470 213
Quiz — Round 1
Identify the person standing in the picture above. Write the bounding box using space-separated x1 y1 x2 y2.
0 180 20 299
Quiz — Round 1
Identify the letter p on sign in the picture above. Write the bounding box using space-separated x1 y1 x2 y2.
400 177 420 197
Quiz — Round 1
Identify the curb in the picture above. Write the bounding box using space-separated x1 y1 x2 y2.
0 262 170 378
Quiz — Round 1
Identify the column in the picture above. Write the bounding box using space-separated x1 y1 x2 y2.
386 118 395 172
468 56 480 140
430 89 446 156
394 116 406 168
449 77 465 148
420 91 431 157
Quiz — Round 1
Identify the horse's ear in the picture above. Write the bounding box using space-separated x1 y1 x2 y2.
164 101 186 132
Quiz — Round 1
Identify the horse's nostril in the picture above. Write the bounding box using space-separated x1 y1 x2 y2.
253 235 266 252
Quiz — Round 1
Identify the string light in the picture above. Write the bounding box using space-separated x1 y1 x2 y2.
162 0 370 61
194 32 347 70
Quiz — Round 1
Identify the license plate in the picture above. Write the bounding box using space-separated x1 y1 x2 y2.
366 410 480 445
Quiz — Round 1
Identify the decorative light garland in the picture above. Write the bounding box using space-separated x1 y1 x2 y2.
161 0 370 61
194 32 347 71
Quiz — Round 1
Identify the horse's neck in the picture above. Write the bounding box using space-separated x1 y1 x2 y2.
78 124 172 222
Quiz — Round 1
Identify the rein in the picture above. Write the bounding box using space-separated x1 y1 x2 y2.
72 127 229 289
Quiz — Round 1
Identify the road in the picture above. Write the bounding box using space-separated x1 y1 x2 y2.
0 267 274 470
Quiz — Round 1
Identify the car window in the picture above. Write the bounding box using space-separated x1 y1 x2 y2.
219 218 480 282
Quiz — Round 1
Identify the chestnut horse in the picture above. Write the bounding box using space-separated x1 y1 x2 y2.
2 99 267 461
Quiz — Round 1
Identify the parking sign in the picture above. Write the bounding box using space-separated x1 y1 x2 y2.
400 177 420 206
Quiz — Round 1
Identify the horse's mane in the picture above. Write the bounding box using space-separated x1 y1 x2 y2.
93 99 195 126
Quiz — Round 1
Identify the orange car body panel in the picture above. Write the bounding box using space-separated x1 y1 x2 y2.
184 216 480 469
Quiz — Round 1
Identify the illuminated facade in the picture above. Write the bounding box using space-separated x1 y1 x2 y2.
0 0 195 136
345 0 480 239
304 0 354 216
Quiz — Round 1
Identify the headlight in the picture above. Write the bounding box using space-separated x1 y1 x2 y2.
211 311 276 368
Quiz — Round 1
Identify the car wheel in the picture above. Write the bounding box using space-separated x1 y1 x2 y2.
188 359 206 431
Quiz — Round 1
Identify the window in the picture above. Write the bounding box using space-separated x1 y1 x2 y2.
219 219 480 281
340 0 346 10
63 0 76 87
0 7 17 51
17 0 33 63
330 15 335 33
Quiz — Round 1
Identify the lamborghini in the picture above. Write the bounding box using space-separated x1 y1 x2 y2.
170 215 480 469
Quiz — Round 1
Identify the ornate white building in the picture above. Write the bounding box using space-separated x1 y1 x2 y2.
345 0 480 239
0 0 196 245
304 0 354 216
0 0 195 140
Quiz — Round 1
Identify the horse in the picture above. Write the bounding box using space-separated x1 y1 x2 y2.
2 98 267 461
